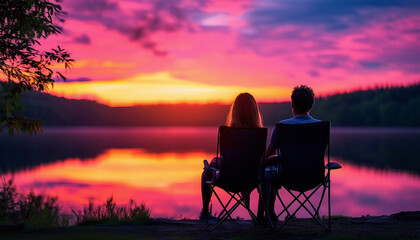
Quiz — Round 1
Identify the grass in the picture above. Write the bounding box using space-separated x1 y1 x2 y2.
0 179 63 228
0 231 158 240
0 179 151 228
72 197 151 226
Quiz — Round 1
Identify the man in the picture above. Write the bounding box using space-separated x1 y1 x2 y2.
266 85 320 164
261 85 320 221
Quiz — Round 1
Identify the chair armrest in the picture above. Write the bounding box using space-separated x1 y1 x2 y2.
203 159 220 171
325 162 342 170
265 165 278 173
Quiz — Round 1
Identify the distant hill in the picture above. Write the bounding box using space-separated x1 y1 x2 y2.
21 84 420 127
312 84 420 127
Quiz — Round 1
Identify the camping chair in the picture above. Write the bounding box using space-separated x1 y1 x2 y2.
205 126 267 232
265 121 341 231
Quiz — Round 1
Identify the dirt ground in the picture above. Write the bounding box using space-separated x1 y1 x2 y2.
1 211 419 240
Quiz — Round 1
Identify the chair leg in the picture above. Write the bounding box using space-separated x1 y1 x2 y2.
302 191 325 219
216 193 235 221
260 179 280 229
275 185 329 231
213 190 234 220
262 183 274 229
315 185 327 218
267 184 282 229
265 182 302 230
276 189 295 218
262 177 294 230
282 187 328 230
208 184 234 221
209 197 243 232
275 190 304 222
210 192 256 231
328 172 331 231
208 186 261 232
225 190 261 225
239 190 261 225
257 184 269 226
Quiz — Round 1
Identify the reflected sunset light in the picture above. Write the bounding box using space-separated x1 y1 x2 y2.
4 149 419 219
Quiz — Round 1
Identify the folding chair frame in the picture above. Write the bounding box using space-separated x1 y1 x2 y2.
206 182 262 232
264 123 341 231
266 172 332 231
205 126 266 232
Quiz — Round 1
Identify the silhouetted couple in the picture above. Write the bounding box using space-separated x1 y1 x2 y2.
200 85 319 221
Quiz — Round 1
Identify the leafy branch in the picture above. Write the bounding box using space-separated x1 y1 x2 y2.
0 0 74 135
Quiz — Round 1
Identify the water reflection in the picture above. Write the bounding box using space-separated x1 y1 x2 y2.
331 128 420 175
0 127 217 173
1 127 420 218
328 161 420 216
3 149 208 218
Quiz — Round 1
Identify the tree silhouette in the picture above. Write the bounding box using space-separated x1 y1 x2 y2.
0 0 73 135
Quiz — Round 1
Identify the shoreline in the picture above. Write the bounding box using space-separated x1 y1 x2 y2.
1 211 419 240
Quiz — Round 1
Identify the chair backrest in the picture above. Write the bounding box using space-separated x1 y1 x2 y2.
214 126 267 192
275 121 330 192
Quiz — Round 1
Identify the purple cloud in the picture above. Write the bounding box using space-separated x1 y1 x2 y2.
359 61 384 69
33 180 91 188
244 0 420 32
312 54 351 69
74 34 91 44
60 0 420 76
308 70 321 77
63 0 209 55
235 0 420 77
55 77 93 82
375 46 420 73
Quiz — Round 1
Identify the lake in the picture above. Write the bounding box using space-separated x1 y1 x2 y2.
1 127 419 219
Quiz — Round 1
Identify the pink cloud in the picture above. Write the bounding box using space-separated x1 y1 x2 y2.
36 0 420 104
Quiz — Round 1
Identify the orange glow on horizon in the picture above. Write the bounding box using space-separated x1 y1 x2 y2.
50 72 290 106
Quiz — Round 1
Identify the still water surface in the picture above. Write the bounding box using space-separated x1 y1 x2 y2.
1 127 419 219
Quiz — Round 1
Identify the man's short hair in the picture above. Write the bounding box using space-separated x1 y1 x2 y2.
291 85 315 113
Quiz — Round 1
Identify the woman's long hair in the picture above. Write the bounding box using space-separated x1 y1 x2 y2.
225 93 263 128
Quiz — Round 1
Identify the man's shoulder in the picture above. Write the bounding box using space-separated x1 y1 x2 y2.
279 118 297 124
279 115 321 124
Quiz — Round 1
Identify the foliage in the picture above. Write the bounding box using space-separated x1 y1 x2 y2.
0 0 73 135
311 84 420 127
0 179 151 228
72 196 151 226
0 178 63 227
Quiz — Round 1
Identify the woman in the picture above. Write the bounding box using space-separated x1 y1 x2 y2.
200 92 263 220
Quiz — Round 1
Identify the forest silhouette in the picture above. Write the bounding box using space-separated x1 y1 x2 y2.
21 83 420 127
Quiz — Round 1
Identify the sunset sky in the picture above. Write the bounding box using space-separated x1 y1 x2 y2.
42 0 420 106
